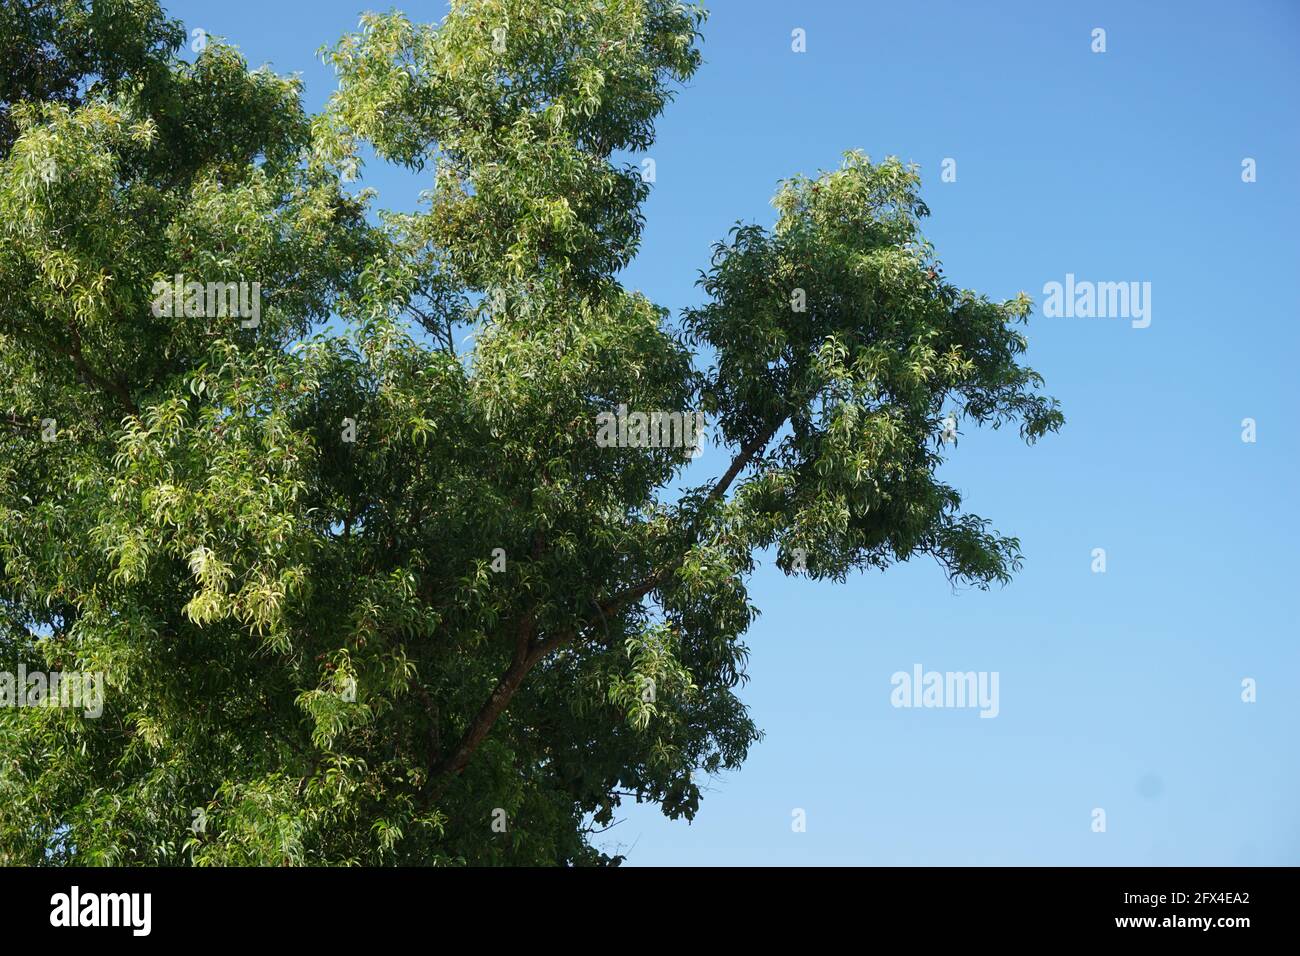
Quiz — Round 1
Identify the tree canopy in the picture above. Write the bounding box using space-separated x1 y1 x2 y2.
0 0 1061 865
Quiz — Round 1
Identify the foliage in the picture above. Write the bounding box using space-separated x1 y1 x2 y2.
0 0 1060 865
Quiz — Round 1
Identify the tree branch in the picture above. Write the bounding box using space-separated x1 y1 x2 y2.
423 420 783 801
591 421 781 619
0 414 42 435
424 615 544 801
49 326 138 415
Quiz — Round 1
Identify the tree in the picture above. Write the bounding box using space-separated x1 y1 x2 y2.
0 0 183 159
0 0 1062 866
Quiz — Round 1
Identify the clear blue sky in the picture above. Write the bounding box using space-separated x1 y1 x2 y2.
165 0 1300 865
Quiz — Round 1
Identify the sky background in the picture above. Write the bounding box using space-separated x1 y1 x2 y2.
164 0 1300 865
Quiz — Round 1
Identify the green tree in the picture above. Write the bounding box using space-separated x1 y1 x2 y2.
0 0 183 158
0 0 1061 866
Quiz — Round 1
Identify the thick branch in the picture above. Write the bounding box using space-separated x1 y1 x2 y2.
423 420 782 801
49 328 138 415
0 414 42 435
425 613 542 800
595 421 781 617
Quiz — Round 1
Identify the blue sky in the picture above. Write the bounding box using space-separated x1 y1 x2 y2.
165 0 1300 864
